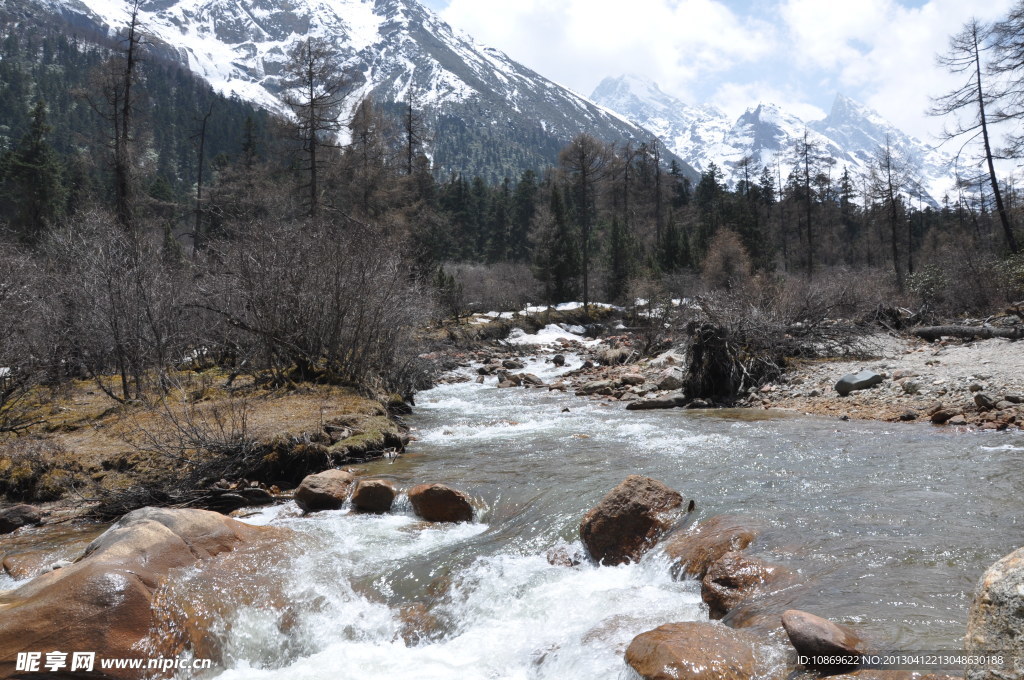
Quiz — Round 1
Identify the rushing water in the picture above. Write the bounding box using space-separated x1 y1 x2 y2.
154 352 1023 679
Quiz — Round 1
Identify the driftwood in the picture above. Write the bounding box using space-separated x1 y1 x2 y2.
913 325 1023 342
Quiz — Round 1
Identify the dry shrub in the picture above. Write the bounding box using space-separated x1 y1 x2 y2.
447 262 541 313
701 228 753 291
0 437 79 502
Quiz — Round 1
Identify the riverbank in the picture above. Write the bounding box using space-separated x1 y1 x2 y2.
0 371 409 523
451 319 1023 432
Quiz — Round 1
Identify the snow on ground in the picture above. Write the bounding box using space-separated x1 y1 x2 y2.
503 324 600 347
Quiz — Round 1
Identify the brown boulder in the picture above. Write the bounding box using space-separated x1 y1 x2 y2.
663 515 760 579
579 475 685 566
0 507 276 679
408 484 474 523
398 602 442 645
965 546 1024 680
782 609 866 669
2 551 65 581
625 621 761 680
294 469 354 512
0 505 42 534
702 551 794 619
350 479 397 513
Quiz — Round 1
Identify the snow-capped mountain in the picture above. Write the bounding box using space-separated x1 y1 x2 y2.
39 0 695 182
591 74 955 204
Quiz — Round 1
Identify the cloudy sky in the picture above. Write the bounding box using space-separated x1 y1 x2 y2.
420 0 1015 145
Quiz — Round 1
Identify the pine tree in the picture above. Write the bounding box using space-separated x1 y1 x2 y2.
531 186 580 303
605 215 635 302
1 101 65 241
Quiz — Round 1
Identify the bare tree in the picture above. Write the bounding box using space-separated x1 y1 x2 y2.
80 0 144 230
932 18 1019 254
559 133 611 311
869 136 912 290
280 37 352 218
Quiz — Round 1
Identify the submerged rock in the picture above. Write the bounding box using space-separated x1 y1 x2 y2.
782 609 865 669
294 469 355 512
625 621 761 680
0 508 277 679
702 551 794 619
663 515 760 579
579 475 685 566
351 479 397 513
408 483 474 523
965 546 1024 679
835 371 883 396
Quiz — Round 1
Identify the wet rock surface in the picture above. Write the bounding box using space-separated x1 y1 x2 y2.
625 621 764 680
294 469 355 512
579 475 685 566
408 483 474 523
663 515 760 579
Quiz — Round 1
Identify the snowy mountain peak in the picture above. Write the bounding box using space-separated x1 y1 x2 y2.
591 76 955 204
44 0 695 182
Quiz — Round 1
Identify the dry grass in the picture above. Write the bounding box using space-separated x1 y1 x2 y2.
0 369 392 511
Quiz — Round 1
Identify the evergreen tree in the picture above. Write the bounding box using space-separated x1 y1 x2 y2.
1 101 65 241
531 186 579 303
605 215 636 302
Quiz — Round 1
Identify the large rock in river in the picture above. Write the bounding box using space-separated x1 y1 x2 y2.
782 609 866 669
294 468 354 512
625 621 763 680
579 475 685 566
0 507 277 679
835 371 884 396
0 504 42 534
965 546 1024 680
702 551 794 619
408 483 474 523
351 479 397 513
663 515 760 579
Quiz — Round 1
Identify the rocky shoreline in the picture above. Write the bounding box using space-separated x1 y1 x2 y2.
436 326 1024 432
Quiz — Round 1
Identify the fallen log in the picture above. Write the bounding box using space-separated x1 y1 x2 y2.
913 325 1023 342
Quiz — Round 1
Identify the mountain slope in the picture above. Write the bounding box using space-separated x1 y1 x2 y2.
591 74 954 204
46 0 697 183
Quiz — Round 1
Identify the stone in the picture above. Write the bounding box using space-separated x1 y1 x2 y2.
626 395 686 411
2 551 58 580
835 371 884 397
902 380 921 395
625 621 761 680
521 373 545 386
948 415 967 426
576 380 615 396
892 369 917 380
663 515 760 579
599 347 633 365
552 354 566 366
619 373 646 386
398 602 442 645
350 479 397 513
0 505 42 534
898 411 918 421
545 546 584 567
408 484 474 523
994 400 1014 411
930 408 960 425
0 508 277 679
965 546 1024 680
974 393 997 410
1004 394 1023 404
294 469 354 512
969 382 985 392
656 367 685 391
701 551 794 619
502 359 525 370
579 475 685 566
782 609 866 669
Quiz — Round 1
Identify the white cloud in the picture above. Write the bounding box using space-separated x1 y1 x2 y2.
779 0 1018 141
439 0 775 99
434 0 1022 146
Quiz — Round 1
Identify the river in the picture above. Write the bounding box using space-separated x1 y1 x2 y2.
157 352 1022 679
